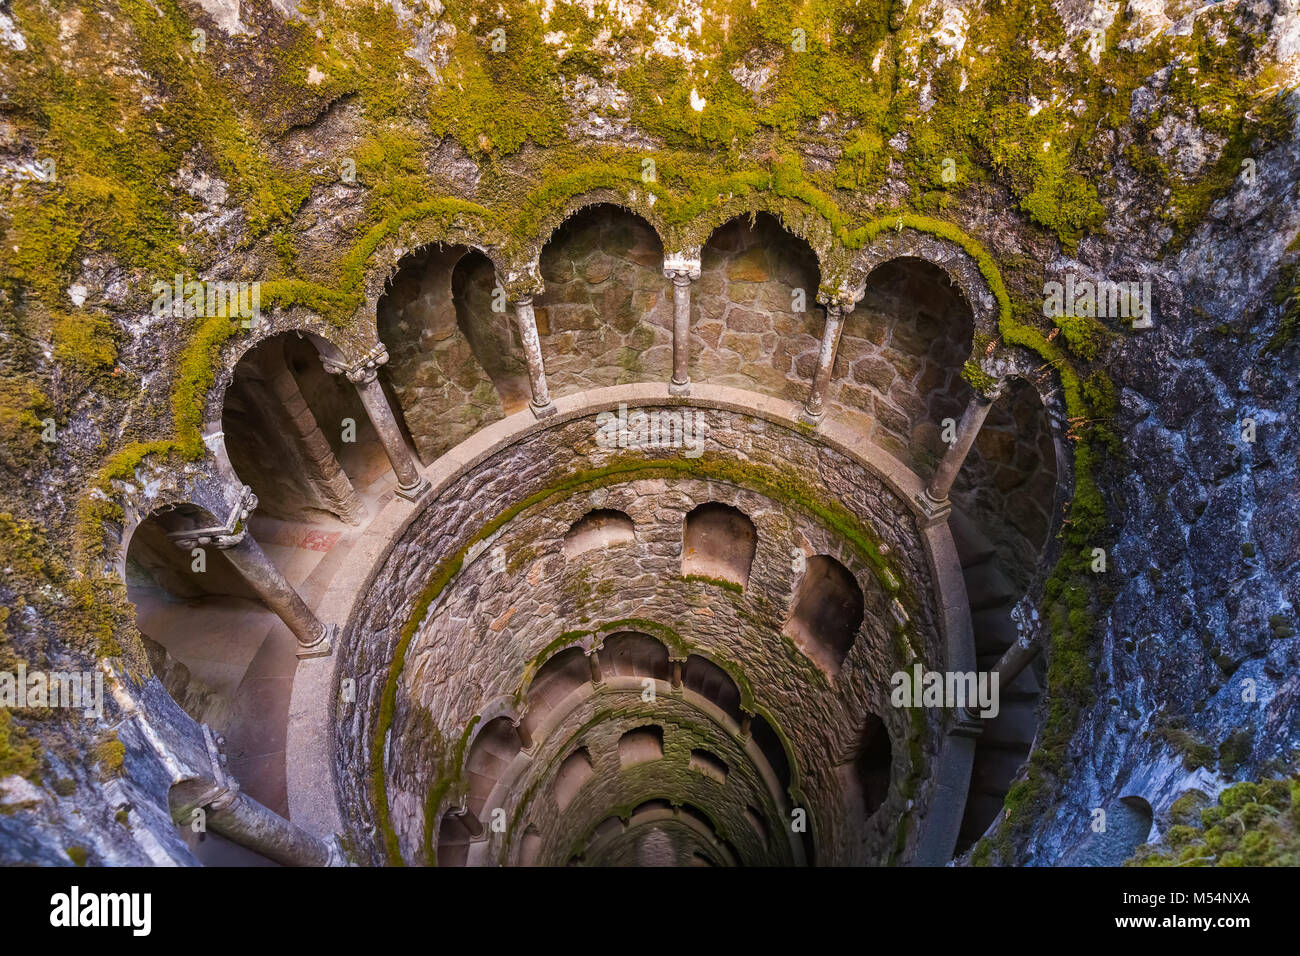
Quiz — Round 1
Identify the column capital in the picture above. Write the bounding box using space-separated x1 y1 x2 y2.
167 485 258 550
321 343 390 384
972 378 1007 403
663 250 701 282
500 261 545 301
817 285 859 315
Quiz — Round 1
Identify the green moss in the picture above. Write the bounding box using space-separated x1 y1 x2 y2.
1152 722 1217 771
1218 730 1254 772
65 845 88 867
1129 774 1300 866
92 736 125 779
961 360 998 395
52 777 76 797
1267 258 1300 353
0 710 42 780
681 573 744 594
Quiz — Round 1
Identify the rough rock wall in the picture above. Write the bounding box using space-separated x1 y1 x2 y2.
1 0 1298 867
1019 106 1300 866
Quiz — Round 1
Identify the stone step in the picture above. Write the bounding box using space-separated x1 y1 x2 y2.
978 701 1040 749
948 509 997 568
972 608 1019 654
962 560 1016 611
967 747 1029 797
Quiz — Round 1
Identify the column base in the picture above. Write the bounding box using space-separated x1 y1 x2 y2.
669 378 691 397
913 489 952 527
949 706 985 739
395 476 431 502
799 404 825 426
297 623 336 660
530 399 557 419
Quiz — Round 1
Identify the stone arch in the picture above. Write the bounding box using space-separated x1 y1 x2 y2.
434 810 476 867
201 315 357 434
839 712 893 819
219 330 376 525
463 715 524 823
692 211 825 402
681 501 758 588
509 191 668 276
951 377 1062 593
123 501 302 821
532 203 672 397
518 825 543 866
846 230 999 347
452 249 532 412
749 713 791 795
783 555 866 675
377 242 527 463
564 508 636 559
832 256 977 471
125 505 259 718
688 749 729 784
681 654 744 725
599 631 671 682
354 213 498 308
677 198 837 273
519 645 591 740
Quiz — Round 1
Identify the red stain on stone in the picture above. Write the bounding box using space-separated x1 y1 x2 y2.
300 530 340 552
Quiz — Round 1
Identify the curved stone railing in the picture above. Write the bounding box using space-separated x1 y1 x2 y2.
263 383 978 866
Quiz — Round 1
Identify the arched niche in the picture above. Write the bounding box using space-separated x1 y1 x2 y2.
377 243 528 463
520 645 590 741
839 712 892 819
552 747 594 812
681 502 757 589
463 715 523 819
534 203 671 396
783 555 865 675
833 256 975 470
693 212 823 402
688 749 729 785
563 509 635 559
618 726 665 767
125 506 289 815
221 332 376 525
681 655 744 725
600 632 670 682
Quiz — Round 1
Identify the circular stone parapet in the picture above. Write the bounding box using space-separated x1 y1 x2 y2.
317 383 975 867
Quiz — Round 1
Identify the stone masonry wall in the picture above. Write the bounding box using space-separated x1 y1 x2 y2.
535 205 674 394
335 406 945 866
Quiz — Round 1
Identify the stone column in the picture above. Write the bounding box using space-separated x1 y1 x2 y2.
802 302 847 423
171 726 340 866
739 713 753 738
263 342 365 525
670 660 683 689
322 344 429 501
664 252 701 396
916 387 1001 522
457 806 485 839
588 648 603 686
514 720 534 752
990 631 1040 694
169 487 333 659
512 295 555 417
207 784 338 866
